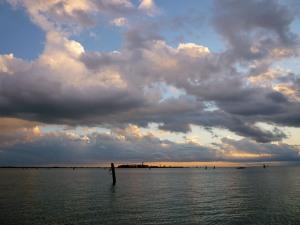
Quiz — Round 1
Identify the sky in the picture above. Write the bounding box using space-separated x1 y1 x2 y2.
0 0 300 166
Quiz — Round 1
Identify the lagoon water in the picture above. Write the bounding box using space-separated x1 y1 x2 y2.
1 167 300 225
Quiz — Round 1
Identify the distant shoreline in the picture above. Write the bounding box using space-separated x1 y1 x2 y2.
0 165 274 169
0 166 108 169
0 166 193 169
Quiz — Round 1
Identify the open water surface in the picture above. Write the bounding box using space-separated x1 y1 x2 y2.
1 167 300 225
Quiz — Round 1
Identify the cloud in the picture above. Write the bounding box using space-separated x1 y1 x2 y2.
7 0 135 33
0 125 299 166
8 0 95 33
219 137 300 162
0 125 221 165
110 17 127 27
1 0 300 165
1 35 299 142
0 117 41 147
212 0 299 61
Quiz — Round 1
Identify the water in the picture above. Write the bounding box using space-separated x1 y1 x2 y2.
1 167 300 225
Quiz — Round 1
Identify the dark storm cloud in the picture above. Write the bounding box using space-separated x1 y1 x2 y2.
269 107 300 127
217 89 289 116
227 122 287 143
158 122 191 133
186 111 288 143
116 104 288 143
0 69 144 125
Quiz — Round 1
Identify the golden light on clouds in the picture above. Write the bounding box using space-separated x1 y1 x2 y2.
0 117 41 132
274 84 298 100
177 43 210 57
32 126 41 136
160 143 170 148
228 152 272 159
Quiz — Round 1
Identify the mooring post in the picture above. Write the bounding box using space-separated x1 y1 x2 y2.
111 163 116 185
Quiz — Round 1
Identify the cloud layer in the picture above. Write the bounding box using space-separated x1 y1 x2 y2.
1 0 300 165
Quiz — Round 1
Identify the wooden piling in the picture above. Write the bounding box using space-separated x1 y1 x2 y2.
111 163 116 185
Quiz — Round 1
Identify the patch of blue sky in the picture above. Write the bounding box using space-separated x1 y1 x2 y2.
276 17 300 74
159 83 186 101
270 16 300 74
71 126 111 135
161 26 225 53
41 125 66 134
0 1 45 60
203 101 219 112
72 25 123 52
157 0 212 15
275 57 300 75
290 16 300 34
70 0 225 53
144 82 187 102
156 0 225 52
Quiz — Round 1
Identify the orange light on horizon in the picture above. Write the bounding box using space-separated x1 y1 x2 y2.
228 152 272 159
145 161 243 167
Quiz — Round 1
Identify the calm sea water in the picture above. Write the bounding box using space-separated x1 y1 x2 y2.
1 167 300 225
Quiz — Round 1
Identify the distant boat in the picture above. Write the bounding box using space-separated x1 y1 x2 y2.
236 167 246 169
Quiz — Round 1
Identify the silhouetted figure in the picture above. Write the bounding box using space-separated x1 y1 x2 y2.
263 164 266 169
213 166 216 169
205 166 208 170
111 163 116 185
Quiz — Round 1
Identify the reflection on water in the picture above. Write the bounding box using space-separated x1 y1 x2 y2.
1 167 300 225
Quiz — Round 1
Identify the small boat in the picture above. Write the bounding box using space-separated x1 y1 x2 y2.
236 167 246 169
